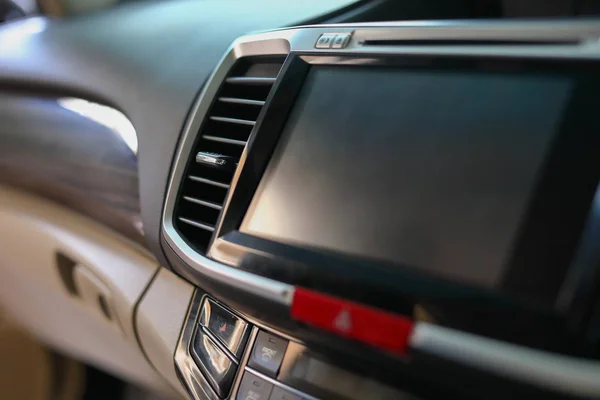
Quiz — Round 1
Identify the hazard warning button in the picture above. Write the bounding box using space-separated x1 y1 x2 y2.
290 287 413 355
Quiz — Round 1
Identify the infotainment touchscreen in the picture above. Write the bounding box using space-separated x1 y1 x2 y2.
240 66 573 288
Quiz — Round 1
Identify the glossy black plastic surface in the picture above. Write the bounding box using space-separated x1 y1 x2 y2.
242 65 569 290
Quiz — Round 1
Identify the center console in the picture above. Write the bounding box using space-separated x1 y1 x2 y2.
162 20 600 399
178 293 413 400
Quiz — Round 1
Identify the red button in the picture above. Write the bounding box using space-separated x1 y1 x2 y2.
291 287 413 354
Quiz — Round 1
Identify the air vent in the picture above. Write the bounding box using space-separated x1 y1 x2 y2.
174 57 285 253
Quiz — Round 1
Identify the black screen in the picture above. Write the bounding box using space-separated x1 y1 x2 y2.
241 66 572 288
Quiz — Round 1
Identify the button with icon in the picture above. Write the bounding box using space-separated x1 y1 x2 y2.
291 287 413 355
315 34 336 48
236 372 273 400
199 298 250 358
331 34 351 49
248 331 289 377
191 328 237 397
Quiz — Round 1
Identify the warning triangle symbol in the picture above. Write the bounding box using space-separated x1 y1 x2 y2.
333 309 352 333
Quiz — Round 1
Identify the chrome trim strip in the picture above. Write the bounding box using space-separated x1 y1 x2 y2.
202 135 247 147
188 175 231 189
182 196 223 210
411 322 600 398
209 116 256 126
199 325 239 365
218 97 266 106
178 217 215 232
225 77 276 85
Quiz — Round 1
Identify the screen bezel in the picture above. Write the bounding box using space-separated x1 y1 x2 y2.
209 53 600 351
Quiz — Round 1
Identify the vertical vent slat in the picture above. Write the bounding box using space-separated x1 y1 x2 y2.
173 57 285 253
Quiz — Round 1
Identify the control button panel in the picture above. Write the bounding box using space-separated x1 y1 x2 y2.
315 34 336 49
315 33 351 49
237 371 273 400
331 34 351 49
248 331 289 377
191 328 237 398
200 298 250 358
182 295 404 400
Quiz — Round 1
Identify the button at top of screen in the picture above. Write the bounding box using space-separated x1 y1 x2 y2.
332 34 351 48
315 33 351 49
315 34 336 48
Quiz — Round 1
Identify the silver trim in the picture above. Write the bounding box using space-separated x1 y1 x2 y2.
178 217 215 232
198 324 239 365
182 196 223 210
225 77 277 85
218 97 266 106
209 116 256 126
196 152 229 166
331 33 351 49
411 322 600 398
188 175 230 189
202 135 247 147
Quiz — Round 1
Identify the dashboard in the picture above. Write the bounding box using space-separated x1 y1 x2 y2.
1 2 600 400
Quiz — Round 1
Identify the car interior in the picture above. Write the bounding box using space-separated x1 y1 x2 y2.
1 0 600 399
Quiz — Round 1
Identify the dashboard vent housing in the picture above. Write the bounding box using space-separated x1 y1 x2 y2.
174 57 285 253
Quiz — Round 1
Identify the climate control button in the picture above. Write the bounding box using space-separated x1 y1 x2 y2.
248 330 289 377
